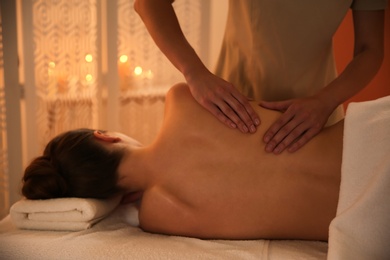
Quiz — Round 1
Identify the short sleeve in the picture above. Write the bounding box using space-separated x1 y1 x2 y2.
351 0 388 10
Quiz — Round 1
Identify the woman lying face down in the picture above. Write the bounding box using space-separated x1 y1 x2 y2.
22 83 344 241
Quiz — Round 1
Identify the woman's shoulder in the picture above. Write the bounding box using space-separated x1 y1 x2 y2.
166 82 193 101
165 82 282 122
164 82 283 131
164 83 203 115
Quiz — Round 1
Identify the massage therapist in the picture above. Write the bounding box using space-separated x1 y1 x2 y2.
134 0 386 153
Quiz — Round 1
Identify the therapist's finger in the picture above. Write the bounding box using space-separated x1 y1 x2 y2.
209 83 258 134
225 93 260 133
215 98 251 133
272 121 309 154
263 109 295 145
264 120 298 153
203 100 238 130
216 100 256 133
287 125 322 153
263 105 313 153
232 92 261 127
260 100 293 112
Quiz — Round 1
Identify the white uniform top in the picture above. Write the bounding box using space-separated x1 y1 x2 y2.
214 0 387 125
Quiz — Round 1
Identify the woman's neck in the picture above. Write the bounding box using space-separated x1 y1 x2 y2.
117 145 154 193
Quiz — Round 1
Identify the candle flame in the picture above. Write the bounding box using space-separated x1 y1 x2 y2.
134 66 143 76
85 54 93 63
119 55 128 63
86 74 93 82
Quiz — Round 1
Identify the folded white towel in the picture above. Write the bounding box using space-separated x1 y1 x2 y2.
10 196 121 231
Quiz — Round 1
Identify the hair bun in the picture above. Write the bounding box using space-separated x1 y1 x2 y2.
22 156 68 199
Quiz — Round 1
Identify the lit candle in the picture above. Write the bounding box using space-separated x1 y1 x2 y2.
57 72 69 94
134 66 143 76
83 54 94 90
48 61 57 97
85 54 93 63
118 55 131 91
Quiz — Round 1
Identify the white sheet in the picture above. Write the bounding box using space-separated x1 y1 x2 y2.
328 96 390 260
0 203 327 260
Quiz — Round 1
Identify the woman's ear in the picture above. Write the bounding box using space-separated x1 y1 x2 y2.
93 130 121 143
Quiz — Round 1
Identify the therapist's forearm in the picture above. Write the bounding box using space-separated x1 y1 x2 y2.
134 0 260 134
316 10 384 108
317 44 384 109
134 0 208 78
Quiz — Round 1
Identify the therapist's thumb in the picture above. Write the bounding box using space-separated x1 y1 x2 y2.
259 100 293 112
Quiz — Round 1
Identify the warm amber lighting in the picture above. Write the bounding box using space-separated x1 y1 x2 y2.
145 69 153 79
119 55 128 63
134 66 143 76
48 61 56 69
85 54 93 63
85 74 93 82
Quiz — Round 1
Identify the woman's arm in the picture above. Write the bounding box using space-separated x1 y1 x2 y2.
262 10 385 154
134 0 260 134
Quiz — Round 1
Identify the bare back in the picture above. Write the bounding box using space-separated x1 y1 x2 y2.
139 83 343 240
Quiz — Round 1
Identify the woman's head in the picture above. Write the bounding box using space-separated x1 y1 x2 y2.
22 128 125 200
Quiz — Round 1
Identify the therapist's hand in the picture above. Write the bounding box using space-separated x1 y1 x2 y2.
186 69 260 134
260 96 335 154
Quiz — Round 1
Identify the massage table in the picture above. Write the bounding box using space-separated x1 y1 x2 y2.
0 203 328 260
1 96 389 260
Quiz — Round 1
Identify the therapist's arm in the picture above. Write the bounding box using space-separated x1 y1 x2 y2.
134 0 260 134
261 10 385 154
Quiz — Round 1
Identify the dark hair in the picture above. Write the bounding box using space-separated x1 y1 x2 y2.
22 128 125 200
